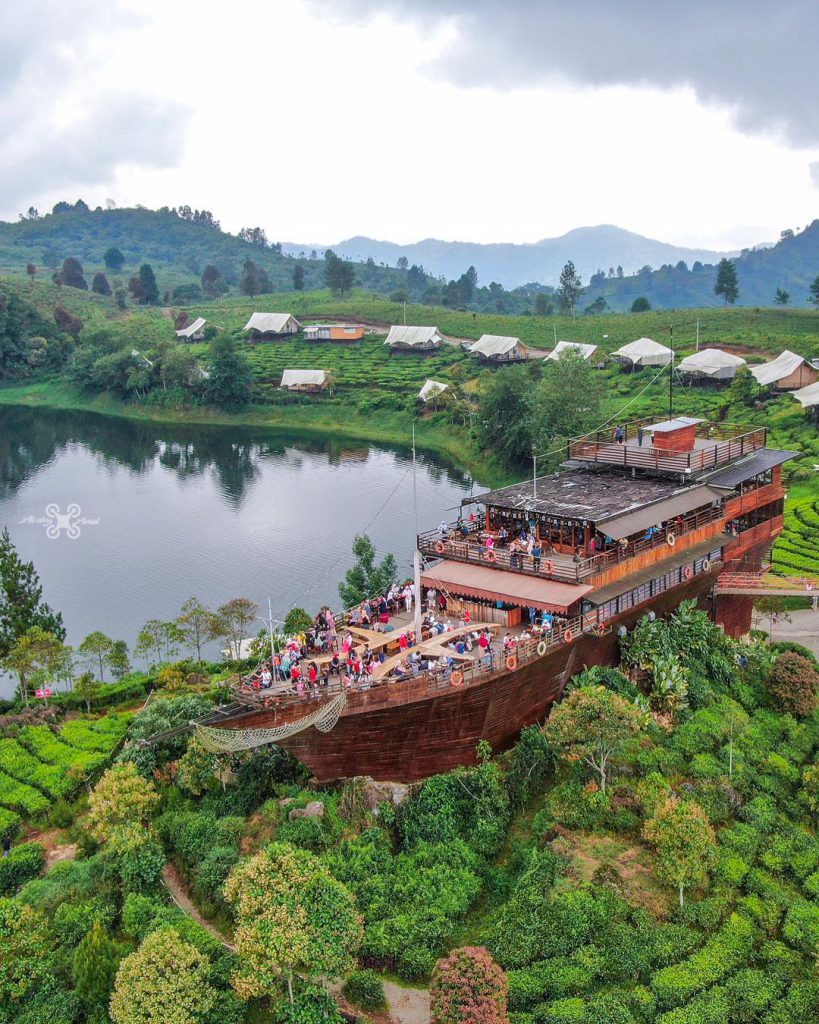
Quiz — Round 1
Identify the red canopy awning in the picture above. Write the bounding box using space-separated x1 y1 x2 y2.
421 560 591 613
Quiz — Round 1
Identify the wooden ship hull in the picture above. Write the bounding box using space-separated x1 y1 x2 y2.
218 573 717 783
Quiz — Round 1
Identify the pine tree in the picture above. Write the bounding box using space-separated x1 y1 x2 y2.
293 264 306 291
714 258 739 305
557 260 583 315
73 920 122 1010
104 246 125 272
0 528 65 660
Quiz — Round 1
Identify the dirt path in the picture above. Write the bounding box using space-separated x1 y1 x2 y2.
25 828 77 870
162 862 236 950
382 981 430 1024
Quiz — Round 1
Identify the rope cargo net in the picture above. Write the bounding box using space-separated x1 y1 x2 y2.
194 690 348 753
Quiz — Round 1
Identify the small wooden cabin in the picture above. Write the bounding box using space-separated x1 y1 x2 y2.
244 312 301 341
750 351 819 392
304 323 365 343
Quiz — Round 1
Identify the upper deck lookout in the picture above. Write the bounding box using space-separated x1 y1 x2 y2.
569 417 767 476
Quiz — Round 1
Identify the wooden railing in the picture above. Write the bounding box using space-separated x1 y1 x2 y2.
419 504 725 584
232 613 606 713
569 428 767 473
724 482 784 520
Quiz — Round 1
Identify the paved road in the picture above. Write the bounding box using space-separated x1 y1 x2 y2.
761 608 819 656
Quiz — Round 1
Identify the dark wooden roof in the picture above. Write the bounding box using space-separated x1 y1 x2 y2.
466 471 694 524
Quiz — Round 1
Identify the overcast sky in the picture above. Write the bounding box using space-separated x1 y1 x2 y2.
2 0 817 250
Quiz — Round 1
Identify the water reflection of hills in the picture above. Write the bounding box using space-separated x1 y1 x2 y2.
0 407 473 506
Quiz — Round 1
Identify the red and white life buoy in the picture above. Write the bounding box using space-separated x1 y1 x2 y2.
506 655 518 671
544 560 555 574
435 540 445 555
536 640 548 656
683 566 694 580
450 671 464 687
486 550 496 563
564 628 575 643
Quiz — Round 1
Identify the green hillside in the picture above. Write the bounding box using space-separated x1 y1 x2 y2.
583 222 819 312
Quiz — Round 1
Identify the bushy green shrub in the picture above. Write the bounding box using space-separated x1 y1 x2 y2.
273 987 345 1024
532 997 586 1024
398 761 511 857
342 968 386 1010
650 914 755 1007
507 956 596 1009
782 899 819 954
0 842 45 895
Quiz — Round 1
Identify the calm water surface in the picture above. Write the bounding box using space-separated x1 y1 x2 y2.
0 407 483 697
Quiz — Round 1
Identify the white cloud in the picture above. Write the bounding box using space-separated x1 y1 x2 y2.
0 0 189 214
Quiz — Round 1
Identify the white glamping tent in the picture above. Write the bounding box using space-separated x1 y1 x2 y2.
418 380 448 402
750 351 819 391
611 337 673 367
792 381 819 409
469 335 526 362
678 348 746 381
546 341 598 361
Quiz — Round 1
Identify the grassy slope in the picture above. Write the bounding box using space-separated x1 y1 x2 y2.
3 281 819 563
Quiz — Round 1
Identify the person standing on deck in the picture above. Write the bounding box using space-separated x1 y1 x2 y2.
438 520 448 538
615 425 625 444
427 587 437 612
637 425 645 446
403 583 413 612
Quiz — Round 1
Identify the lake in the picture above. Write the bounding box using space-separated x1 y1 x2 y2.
0 406 483 698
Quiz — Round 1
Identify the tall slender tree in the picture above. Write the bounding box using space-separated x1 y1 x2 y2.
557 260 583 316
714 258 739 305
0 528 64 659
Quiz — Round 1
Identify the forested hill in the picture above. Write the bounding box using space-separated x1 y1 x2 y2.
0 206 330 291
582 221 819 311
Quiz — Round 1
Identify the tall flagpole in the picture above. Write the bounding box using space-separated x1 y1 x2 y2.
412 423 423 641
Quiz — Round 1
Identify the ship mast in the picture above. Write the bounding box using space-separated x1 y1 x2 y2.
412 423 423 641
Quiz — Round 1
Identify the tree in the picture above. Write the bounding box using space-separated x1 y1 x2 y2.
177 597 211 662
475 364 534 469
108 639 131 678
325 253 355 297
200 264 225 297
1 626 71 706
238 226 268 247
0 899 55 1015
801 764 819 824
714 258 739 305
557 260 583 316
74 670 99 713
766 652 819 717
775 287 790 305
57 256 88 289
128 264 159 305
92 272 112 296
720 701 749 778
534 293 554 315
642 798 716 906
224 842 363 1003
104 246 125 272
631 297 651 312
0 528 64 659
728 365 758 407
78 630 115 681
809 276 819 305
111 927 216 1024
531 350 603 462
87 763 160 850
25 262 36 280
205 335 253 409
208 598 259 659
176 737 218 796
431 947 509 1024
544 685 643 793
135 619 182 665
293 263 306 291
338 535 397 607
73 919 122 1011
240 259 271 296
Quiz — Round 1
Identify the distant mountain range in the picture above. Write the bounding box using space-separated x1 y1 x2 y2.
283 225 733 289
